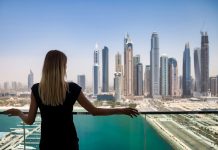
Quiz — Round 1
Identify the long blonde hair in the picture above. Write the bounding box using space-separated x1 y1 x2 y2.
39 50 68 106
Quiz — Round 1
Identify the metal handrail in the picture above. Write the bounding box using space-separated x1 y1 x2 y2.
1 110 218 115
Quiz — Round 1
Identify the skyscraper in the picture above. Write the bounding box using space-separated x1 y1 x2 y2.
124 33 133 96
160 54 168 96
194 48 201 93
11 81 17 90
136 63 143 96
77 75 86 92
168 58 178 96
133 55 140 95
28 70 34 91
150 32 160 97
201 32 209 96
209 77 217 96
93 44 100 97
115 52 123 95
182 43 191 97
4 82 9 91
114 72 122 101
115 52 123 73
144 65 150 96
102 46 109 92
217 75 218 96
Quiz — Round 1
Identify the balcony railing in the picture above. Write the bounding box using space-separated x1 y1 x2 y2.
0 110 218 150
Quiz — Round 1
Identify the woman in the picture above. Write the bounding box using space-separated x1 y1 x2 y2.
4 50 139 150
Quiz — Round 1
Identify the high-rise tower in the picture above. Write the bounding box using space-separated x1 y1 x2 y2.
168 58 178 96
201 32 209 96
133 55 140 95
182 43 191 97
160 54 168 96
150 32 160 97
124 33 133 96
102 46 109 92
28 70 34 91
194 48 201 93
93 44 100 97
136 63 143 96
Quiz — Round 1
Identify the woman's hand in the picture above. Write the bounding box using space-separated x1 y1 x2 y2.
120 108 139 118
4 108 23 117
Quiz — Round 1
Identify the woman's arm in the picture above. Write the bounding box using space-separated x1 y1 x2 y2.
4 92 38 125
77 91 139 117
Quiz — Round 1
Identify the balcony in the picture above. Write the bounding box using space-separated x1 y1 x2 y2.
0 111 218 150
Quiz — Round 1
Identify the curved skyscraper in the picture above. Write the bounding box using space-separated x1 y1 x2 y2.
150 32 160 97
182 43 191 97
194 48 201 93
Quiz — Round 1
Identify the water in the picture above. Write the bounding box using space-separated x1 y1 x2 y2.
0 114 173 150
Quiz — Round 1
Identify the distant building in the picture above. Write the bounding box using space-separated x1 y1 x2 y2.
150 32 160 97
168 58 179 96
194 48 201 93
182 43 191 97
77 75 86 91
114 72 122 101
115 52 123 95
28 70 34 91
133 55 140 95
160 55 168 96
4 82 9 91
209 77 217 96
93 44 100 97
201 32 209 96
102 46 109 92
97 94 114 101
136 63 143 96
124 33 133 96
217 75 218 96
11 81 17 90
144 65 150 96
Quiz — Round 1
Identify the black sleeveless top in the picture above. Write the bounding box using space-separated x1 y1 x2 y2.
31 82 81 150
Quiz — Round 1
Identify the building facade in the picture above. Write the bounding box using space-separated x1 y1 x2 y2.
144 65 150 96
194 48 201 93
102 46 109 92
136 63 143 96
133 55 140 95
114 72 122 100
124 33 133 96
93 44 100 97
77 75 86 92
160 55 168 96
168 58 179 96
28 70 34 91
150 32 160 97
182 43 191 97
201 32 209 96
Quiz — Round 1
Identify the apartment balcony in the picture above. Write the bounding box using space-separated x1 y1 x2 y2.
0 111 218 150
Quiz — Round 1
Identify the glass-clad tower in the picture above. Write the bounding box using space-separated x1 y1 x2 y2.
182 43 191 96
102 46 109 92
150 32 160 97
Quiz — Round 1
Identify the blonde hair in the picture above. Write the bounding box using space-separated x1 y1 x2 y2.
39 50 68 106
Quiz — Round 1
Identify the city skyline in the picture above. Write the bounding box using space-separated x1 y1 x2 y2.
0 0 218 86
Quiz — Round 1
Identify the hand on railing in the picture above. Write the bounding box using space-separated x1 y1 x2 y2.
3 108 22 117
120 108 139 118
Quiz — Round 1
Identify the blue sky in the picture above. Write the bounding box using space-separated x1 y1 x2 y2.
0 0 217 86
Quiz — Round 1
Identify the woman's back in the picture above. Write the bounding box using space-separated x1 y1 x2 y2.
31 82 81 150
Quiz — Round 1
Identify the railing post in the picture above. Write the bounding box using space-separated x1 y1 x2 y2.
23 121 26 150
